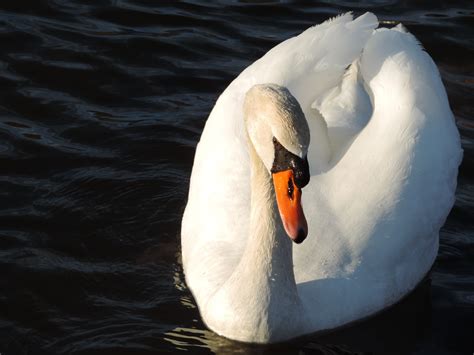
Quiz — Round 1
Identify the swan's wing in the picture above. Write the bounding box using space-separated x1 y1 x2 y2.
294 26 462 328
181 13 379 304
312 61 373 155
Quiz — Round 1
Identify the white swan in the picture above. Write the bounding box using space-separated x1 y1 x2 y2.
181 12 462 343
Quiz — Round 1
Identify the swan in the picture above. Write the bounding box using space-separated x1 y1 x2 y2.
181 12 462 343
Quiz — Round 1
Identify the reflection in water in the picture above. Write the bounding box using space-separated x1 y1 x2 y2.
0 0 473 354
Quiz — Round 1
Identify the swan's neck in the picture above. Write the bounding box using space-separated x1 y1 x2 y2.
244 144 296 283
207 142 306 343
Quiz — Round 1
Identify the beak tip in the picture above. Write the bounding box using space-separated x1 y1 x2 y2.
292 228 307 244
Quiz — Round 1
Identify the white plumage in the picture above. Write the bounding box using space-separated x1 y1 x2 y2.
181 12 462 343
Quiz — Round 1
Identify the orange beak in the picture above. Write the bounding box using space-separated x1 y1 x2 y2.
272 169 308 243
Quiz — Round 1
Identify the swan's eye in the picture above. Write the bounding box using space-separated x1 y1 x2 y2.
287 178 294 200
271 137 309 188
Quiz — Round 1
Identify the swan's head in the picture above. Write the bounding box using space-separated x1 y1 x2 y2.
244 84 310 243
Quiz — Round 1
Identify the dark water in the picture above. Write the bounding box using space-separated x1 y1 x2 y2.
0 1 473 354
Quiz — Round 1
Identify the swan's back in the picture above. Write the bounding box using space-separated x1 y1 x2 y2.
181 12 462 333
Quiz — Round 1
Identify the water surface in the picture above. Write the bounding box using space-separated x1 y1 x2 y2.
0 1 473 354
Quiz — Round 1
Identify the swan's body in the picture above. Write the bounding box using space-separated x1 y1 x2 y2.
181 12 462 343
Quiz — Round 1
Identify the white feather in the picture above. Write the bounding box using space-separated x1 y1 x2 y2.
181 12 462 343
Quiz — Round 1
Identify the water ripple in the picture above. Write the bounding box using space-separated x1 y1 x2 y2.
0 1 473 354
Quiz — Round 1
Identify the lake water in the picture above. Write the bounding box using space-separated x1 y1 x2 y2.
0 1 473 354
